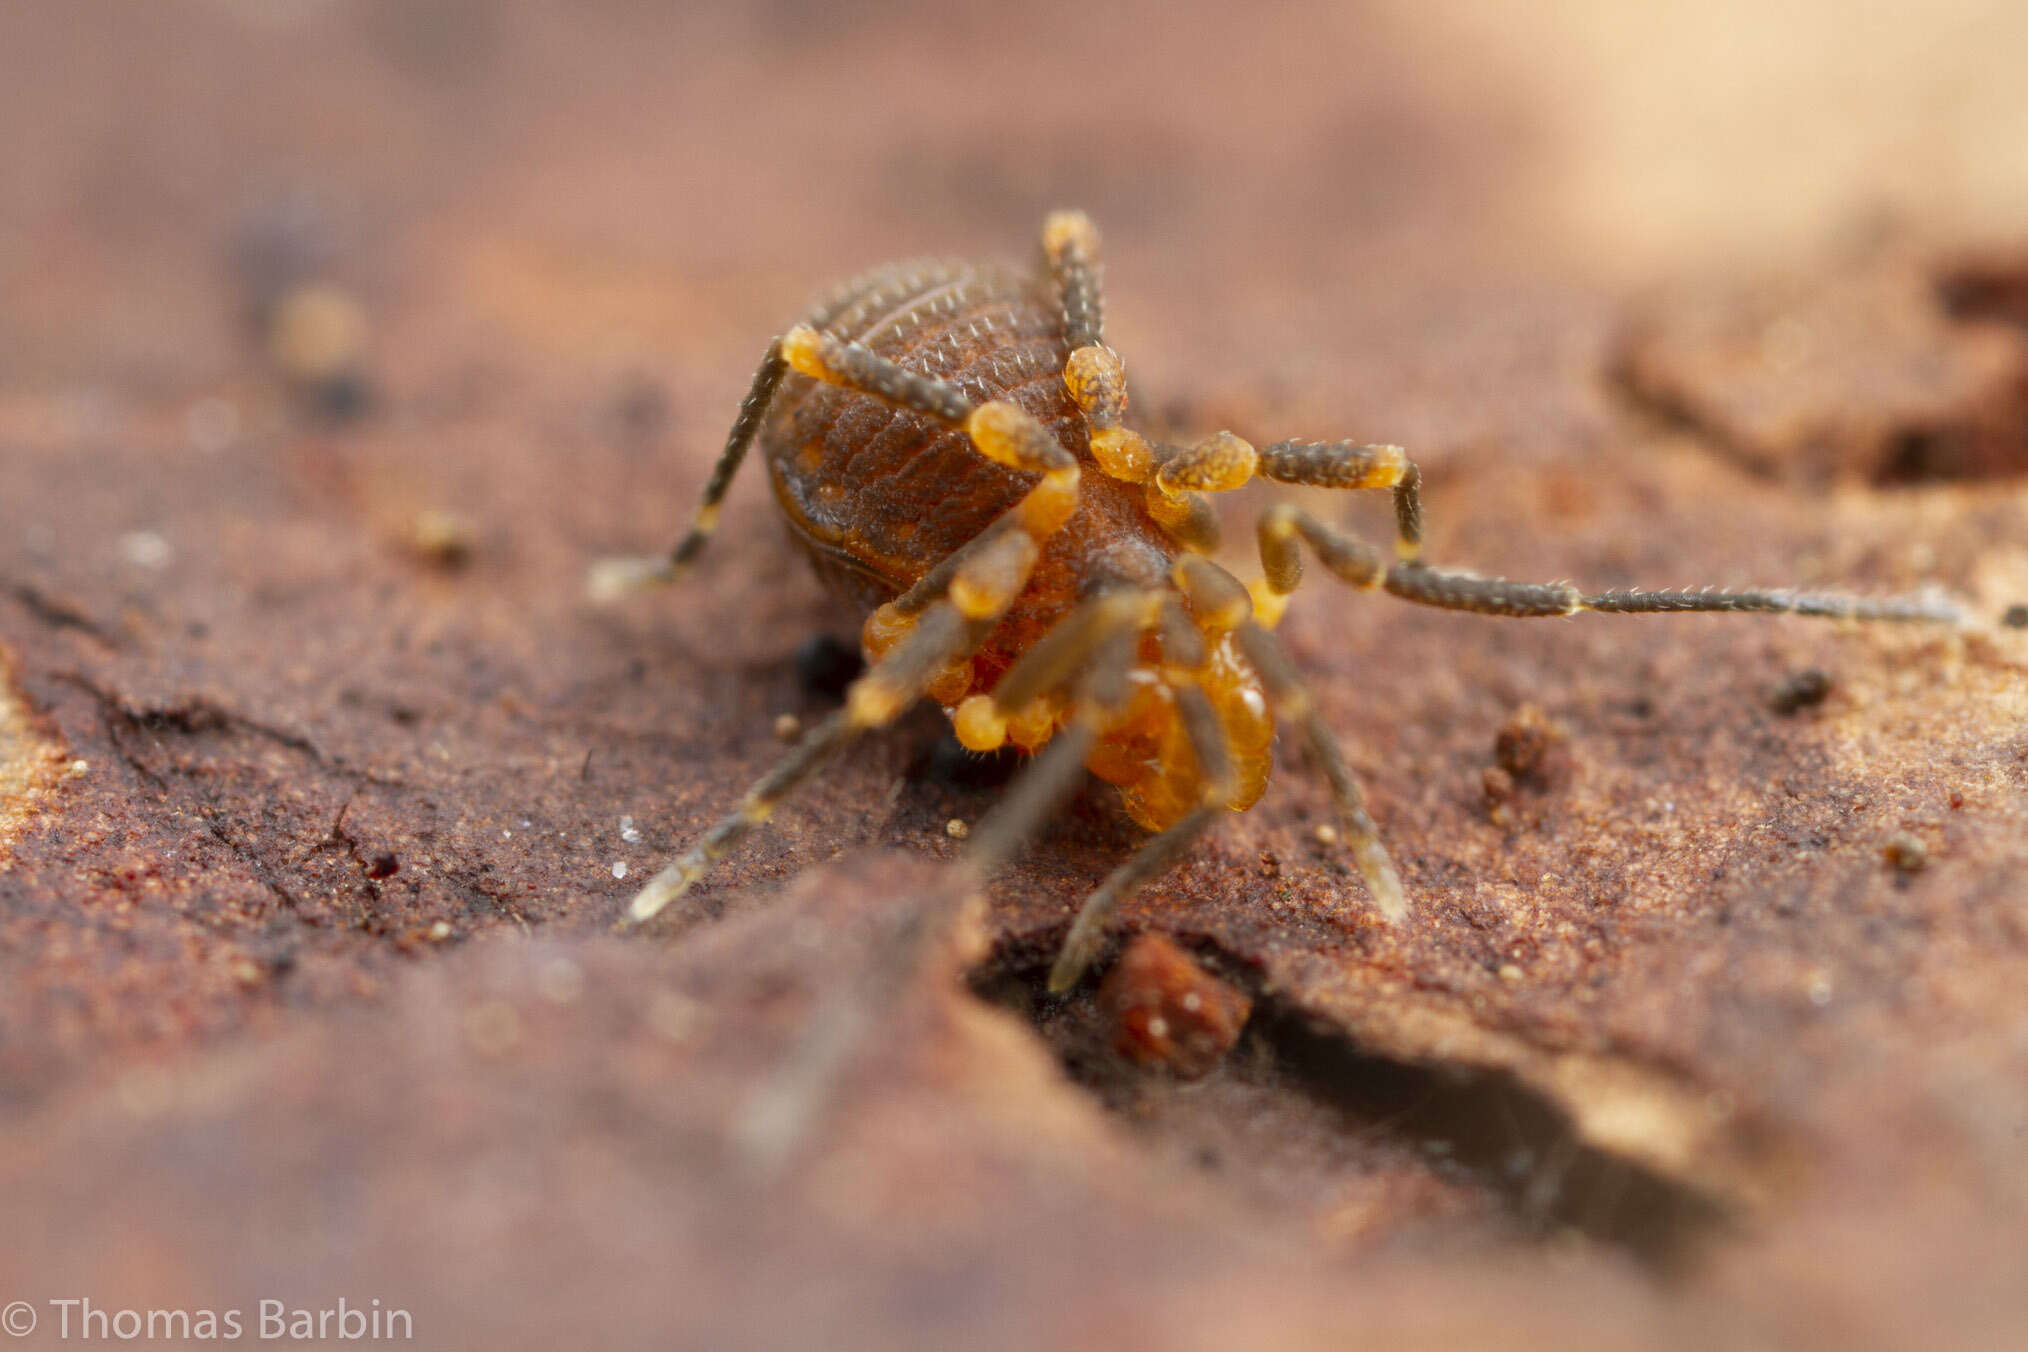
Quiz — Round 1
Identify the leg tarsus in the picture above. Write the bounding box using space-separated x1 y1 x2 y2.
623 602 996 927
1232 620 1408 923
588 338 788 601
1049 805 1224 993
622 709 856 925
1578 584 1961 623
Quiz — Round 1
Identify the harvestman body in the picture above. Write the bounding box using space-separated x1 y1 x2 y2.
595 211 1959 995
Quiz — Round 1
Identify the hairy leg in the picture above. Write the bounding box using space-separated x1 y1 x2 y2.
734 598 1152 1170
1255 503 1961 624
587 339 790 600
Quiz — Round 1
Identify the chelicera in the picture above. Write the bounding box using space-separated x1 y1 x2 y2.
597 211 1958 992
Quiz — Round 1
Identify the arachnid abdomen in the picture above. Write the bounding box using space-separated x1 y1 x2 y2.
762 259 1173 684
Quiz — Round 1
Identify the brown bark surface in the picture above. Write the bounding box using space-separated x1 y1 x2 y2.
3 4 2025 1348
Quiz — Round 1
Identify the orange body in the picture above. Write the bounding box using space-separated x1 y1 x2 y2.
760 259 1272 829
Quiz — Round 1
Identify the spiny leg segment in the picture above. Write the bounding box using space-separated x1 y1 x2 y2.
1255 504 1963 624
1132 408 1952 624
1042 209 1105 353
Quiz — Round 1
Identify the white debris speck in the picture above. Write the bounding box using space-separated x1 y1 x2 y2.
502 829 512 839
119 530 172 569
1807 972 1835 1007
619 815 642 844
612 860 629 880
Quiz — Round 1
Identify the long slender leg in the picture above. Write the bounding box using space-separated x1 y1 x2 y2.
588 339 790 600
1257 504 1962 624
622 598 995 925
624 526 1041 925
1165 539 1410 921
1231 617 1409 923
1049 680 1237 992
1241 494 1958 925
1025 556 1261 990
734 604 1149 1170
602 319 1083 608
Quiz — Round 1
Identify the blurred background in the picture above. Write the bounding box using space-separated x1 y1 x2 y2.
3 3 2026 1349
8 1 2027 399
